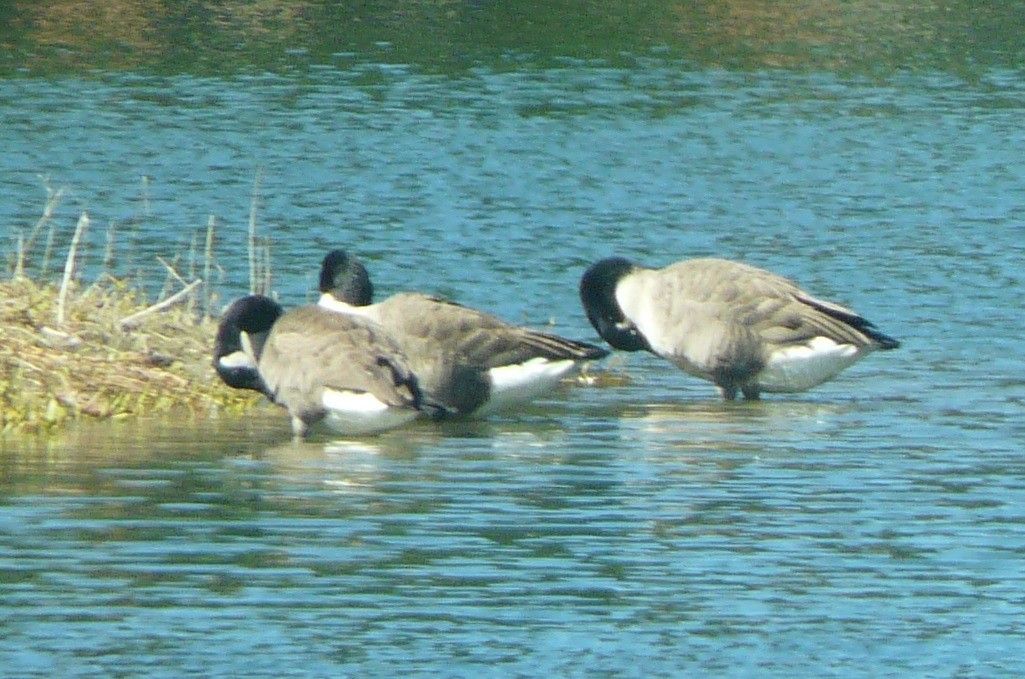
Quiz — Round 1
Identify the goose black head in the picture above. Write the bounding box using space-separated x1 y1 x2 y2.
579 257 652 353
213 294 284 394
319 249 373 306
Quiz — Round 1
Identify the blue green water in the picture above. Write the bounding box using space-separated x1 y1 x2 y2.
3 27 1025 679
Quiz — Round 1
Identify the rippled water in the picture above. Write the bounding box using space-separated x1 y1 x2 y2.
3 61 1025 677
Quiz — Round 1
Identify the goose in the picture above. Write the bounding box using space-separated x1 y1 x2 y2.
213 294 278 397
316 249 610 416
579 256 900 400
213 294 434 438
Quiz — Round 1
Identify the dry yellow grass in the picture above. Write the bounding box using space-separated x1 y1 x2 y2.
0 276 260 436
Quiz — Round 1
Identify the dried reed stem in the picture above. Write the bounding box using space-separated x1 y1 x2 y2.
158 259 174 301
42 220 57 277
248 167 264 295
119 278 203 330
55 212 90 328
187 231 198 281
103 220 118 270
260 236 272 296
186 232 199 315
14 234 25 279
157 256 189 289
25 180 65 255
140 175 151 217
204 215 216 319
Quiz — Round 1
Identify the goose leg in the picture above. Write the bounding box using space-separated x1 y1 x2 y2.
290 415 310 440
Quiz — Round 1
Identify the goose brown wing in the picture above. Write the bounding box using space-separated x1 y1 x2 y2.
374 293 608 368
664 260 897 350
654 258 898 351
260 307 421 412
660 258 803 304
738 294 874 348
792 293 899 348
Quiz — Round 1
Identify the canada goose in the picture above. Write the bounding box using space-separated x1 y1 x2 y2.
579 257 900 400
213 294 280 397
213 295 433 438
316 249 610 415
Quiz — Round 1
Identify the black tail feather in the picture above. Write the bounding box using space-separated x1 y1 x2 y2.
799 293 900 350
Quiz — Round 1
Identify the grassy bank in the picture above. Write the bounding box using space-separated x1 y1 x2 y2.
0 275 260 436
1 179 275 437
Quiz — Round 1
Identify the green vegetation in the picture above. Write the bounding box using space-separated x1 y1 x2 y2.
1 0 1018 77
1 185 266 437
0 275 259 436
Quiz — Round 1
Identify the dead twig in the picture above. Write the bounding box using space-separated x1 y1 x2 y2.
157 256 189 288
14 234 26 279
203 215 216 320
260 235 272 296
102 220 118 271
41 211 58 278
55 212 90 328
248 167 264 295
119 278 203 330
25 179 65 255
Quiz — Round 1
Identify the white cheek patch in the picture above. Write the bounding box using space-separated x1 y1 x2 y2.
613 275 679 356
474 358 576 416
318 293 375 320
759 336 862 392
613 277 647 326
218 350 256 371
239 330 260 365
321 389 420 435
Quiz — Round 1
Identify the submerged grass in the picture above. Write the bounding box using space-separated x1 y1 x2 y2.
0 275 260 436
